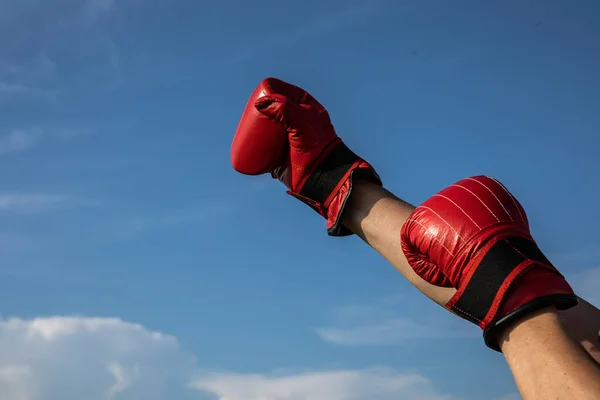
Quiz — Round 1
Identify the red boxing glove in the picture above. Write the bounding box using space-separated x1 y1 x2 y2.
231 77 381 236
401 176 577 350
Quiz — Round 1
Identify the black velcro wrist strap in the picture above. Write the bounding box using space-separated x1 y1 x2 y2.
450 237 552 325
299 142 361 204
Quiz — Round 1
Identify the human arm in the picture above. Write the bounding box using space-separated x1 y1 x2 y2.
342 179 600 364
558 296 600 363
342 179 600 399
499 307 600 399
231 77 599 399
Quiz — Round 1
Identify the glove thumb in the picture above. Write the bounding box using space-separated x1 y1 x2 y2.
255 94 292 122
401 227 454 287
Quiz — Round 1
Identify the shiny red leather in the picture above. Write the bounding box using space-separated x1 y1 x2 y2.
401 176 576 335
232 78 342 188
231 78 299 177
231 77 379 235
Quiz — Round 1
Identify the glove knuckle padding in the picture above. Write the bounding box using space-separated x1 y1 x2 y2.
231 80 288 175
403 175 532 284
401 175 577 350
257 96 330 153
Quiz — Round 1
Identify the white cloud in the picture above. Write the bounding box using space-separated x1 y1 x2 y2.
315 301 476 346
0 193 95 214
0 365 36 400
0 316 467 400
0 129 41 154
106 362 135 399
0 316 198 400
190 367 457 400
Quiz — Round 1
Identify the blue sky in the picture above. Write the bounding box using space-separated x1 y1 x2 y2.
0 0 599 399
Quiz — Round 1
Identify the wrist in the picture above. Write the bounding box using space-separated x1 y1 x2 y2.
497 306 562 352
498 305 600 399
288 141 381 237
482 267 578 351
340 178 390 235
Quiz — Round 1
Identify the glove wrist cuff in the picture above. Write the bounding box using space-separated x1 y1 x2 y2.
325 167 381 236
291 141 381 236
298 141 362 202
445 236 577 351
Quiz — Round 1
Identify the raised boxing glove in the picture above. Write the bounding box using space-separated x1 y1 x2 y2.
401 175 578 350
231 77 381 236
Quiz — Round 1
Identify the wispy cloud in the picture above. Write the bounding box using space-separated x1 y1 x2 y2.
83 0 121 74
315 297 476 346
0 129 42 154
317 317 446 346
315 260 600 345
0 193 96 214
0 56 57 100
0 0 121 102
190 367 458 400
116 204 233 238
0 127 90 155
